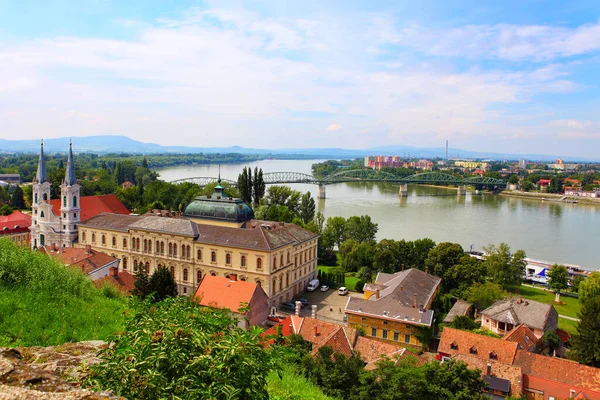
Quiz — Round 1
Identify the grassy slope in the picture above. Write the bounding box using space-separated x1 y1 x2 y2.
0 239 126 346
267 365 333 400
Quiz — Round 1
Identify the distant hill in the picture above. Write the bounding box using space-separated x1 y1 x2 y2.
0 135 592 162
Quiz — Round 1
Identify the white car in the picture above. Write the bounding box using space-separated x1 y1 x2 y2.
338 287 348 296
320 285 329 292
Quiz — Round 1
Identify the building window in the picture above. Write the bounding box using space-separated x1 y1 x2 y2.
168 243 173 256
148 241 152 253
286 273 289 286
382 330 388 339
92 233 96 243
160 242 164 255
173 245 177 257
273 256 277 269
63 213 66 218
112 236 116 246
257 258 262 270
489 351 498 360
469 346 477 355
74 213 77 219
450 342 458 350
287 252 290 264
197 270 202 283
241 255 247 267
197 249 202 261
371 328 377 337
183 268 188 282
211 251 216 263
63 196 67 207
404 334 411 344
34 193 38 203
383 320 388 325
183 287 187 294
82 231 86 242
123 238 127 248
272 280 276 294
40 211 45 218
170 266 175 277
361 317 366 322
393 332 399 341
73 196 77 207
123 257 128 270
101 235 106 245
280 254 284 266
226 253 231 265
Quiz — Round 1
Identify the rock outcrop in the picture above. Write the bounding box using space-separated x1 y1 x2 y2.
0 341 124 400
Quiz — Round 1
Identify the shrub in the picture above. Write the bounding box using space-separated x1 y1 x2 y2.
85 297 271 399
449 315 479 331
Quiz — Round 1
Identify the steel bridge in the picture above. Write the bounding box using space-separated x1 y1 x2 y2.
170 170 505 198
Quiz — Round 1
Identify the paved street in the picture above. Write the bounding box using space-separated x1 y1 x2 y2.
290 288 363 322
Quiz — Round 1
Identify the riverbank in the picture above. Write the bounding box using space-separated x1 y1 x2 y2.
500 190 600 206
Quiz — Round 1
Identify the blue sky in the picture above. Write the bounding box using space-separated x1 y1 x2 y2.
1 1 600 157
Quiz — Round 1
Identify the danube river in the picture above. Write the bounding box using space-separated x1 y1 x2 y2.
157 160 598 270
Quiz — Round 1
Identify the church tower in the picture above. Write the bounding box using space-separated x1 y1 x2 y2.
30 140 53 248
59 140 80 247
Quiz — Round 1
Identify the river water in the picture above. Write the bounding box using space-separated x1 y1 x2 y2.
156 160 598 270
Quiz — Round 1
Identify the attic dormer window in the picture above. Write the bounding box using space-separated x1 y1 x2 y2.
469 346 477 355
450 342 458 350
489 351 498 360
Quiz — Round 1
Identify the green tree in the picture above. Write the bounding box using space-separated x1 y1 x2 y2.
449 315 480 331
542 331 561 355
149 266 178 302
0 204 13 216
9 186 25 209
570 296 600 367
466 282 506 310
345 215 378 243
508 174 519 184
572 275 585 293
299 191 316 224
85 297 270 399
449 256 487 297
578 272 600 304
425 242 465 291
132 262 151 299
237 167 253 205
484 243 526 288
252 167 265 205
548 176 564 193
547 264 569 303
323 216 347 249
521 180 535 192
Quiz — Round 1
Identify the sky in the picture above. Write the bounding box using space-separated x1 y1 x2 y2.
1 1 600 157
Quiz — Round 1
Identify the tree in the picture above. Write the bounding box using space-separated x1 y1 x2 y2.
449 315 480 331
9 186 25 209
572 275 585 293
323 216 347 249
425 242 465 291
346 215 378 243
578 271 600 304
132 261 151 299
542 331 561 355
508 174 519 185
0 204 13 216
449 256 487 297
521 180 535 192
484 243 526 288
149 266 178 302
237 167 253 205
466 282 506 310
570 296 600 367
548 176 564 193
547 264 569 302
299 191 316 224
252 167 265 205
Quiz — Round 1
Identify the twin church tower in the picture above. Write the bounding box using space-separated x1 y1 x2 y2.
30 140 80 248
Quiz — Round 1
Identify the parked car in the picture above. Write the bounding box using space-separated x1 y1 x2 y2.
338 287 348 296
306 279 320 292
320 285 329 292
281 302 296 311
297 298 309 308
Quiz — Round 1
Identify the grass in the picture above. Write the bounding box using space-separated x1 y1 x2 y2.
558 318 578 336
267 365 334 400
0 239 126 347
318 252 363 291
508 284 581 319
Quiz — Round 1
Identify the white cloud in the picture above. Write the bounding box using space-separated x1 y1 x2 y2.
327 123 342 132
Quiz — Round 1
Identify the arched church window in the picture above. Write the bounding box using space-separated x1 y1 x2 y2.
43 193 47 201
183 268 188 282
92 233 96 243
40 211 45 218
34 193 38 203
112 236 116 246
102 235 106 245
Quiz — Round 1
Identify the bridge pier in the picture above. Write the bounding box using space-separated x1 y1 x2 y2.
318 184 326 199
457 185 467 196
399 184 408 197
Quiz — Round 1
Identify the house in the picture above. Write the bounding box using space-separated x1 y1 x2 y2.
442 299 473 324
502 324 539 352
94 267 136 295
537 179 551 191
0 210 31 245
122 181 134 189
0 174 21 185
42 244 120 280
438 327 600 399
344 268 441 348
262 315 406 370
194 274 270 329
479 297 558 338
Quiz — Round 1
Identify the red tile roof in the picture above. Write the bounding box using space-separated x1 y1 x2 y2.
502 324 539 351
50 194 129 222
94 270 136 295
41 246 118 275
0 210 31 233
438 327 519 364
194 275 261 314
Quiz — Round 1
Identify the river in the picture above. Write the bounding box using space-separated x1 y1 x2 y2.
156 159 598 270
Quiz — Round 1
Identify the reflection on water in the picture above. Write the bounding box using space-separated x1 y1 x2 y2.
157 160 598 270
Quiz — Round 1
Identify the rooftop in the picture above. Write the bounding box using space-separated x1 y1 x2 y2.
41 246 118 275
502 324 539 351
481 297 556 332
438 327 519 364
194 275 264 314
442 299 472 324
94 269 136 295
0 211 31 232
50 194 130 222
183 185 254 224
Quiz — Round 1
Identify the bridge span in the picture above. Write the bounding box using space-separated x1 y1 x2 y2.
169 170 506 199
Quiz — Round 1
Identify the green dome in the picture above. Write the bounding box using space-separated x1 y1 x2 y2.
183 196 254 223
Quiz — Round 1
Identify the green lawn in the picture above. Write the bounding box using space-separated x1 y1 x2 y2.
508 285 581 319
558 318 578 336
318 253 362 291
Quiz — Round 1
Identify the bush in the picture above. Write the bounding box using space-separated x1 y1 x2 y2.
85 297 271 399
449 315 479 331
354 280 365 293
0 239 125 346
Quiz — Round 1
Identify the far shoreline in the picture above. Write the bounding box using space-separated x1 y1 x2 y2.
499 190 600 206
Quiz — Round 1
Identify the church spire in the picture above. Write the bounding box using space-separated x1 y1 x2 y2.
35 140 47 183
64 139 76 186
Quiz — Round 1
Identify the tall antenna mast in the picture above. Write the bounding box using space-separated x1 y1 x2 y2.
446 140 449 160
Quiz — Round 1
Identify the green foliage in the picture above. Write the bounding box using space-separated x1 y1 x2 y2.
149 265 178 302
570 295 600 367
253 167 266 205
85 297 271 399
0 204 13 216
300 191 316 224
572 275 585 293
267 365 334 400
508 174 519 184
449 315 480 331
578 271 600 304
484 243 526 288
0 239 125 346
547 176 564 193
132 261 151 299
547 264 569 294
9 186 25 209
465 282 506 310
470 329 502 338
542 331 561 354
346 215 378 243
238 166 253 205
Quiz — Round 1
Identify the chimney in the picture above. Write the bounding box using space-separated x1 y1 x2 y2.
375 289 380 299
421 280 425 287
314 326 319 337
413 294 417 308
419 304 424 312
86 244 92 254
109 267 118 277
311 304 317 319
401 264 405 272
295 301 302 316
425 267 429 274
486 364 492 376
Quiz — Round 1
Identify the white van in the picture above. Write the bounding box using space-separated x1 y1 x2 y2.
338 287 348 296
306 279 320 292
